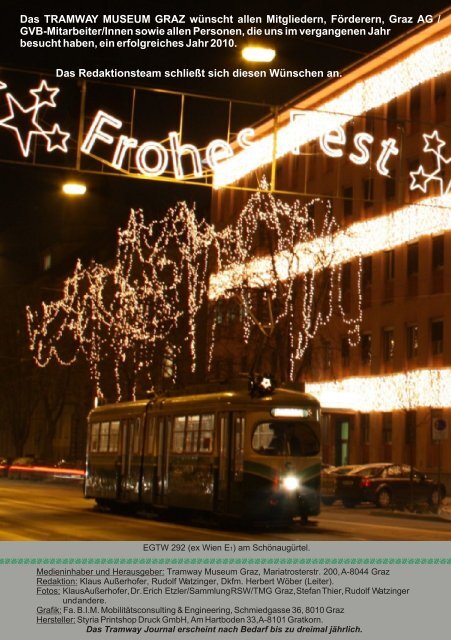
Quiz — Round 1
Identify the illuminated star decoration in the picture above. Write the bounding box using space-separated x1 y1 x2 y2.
43 123 71 152
409 130 450 196
0 79 70 157
29 79 60 108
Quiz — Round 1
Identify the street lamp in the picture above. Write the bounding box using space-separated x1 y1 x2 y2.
62 181 87 196
242 46 276 63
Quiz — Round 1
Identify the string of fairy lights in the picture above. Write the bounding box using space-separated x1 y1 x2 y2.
306 369 451 412
209 194 451 298
24 20 451 407
27 205 214 401
213 32 451 188
27 181 451 408
27 190 364 399
211 186 363 380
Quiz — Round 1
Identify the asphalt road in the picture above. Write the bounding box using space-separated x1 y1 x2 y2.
0 480 450 541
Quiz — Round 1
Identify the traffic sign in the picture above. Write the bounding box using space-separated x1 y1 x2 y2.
432 418 448 441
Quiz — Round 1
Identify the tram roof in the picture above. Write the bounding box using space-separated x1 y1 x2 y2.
88 381 320 420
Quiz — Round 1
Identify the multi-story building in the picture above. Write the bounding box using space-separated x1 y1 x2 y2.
209 15 451 487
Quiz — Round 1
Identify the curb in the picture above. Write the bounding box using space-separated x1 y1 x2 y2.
369 509 451 523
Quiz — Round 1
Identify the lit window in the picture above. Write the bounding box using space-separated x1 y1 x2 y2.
90 423 100 452
382 328 395 362
406 324 419 359
361 333 372 365
171 414 214 454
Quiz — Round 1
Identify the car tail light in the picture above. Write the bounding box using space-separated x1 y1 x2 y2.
361 478 373 488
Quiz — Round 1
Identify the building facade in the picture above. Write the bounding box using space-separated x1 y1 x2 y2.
209 16 451 488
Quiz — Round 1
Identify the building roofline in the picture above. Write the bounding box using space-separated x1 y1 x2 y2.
213 11 451 187
279 9 451 119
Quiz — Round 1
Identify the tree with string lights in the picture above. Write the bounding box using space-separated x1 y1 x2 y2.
27 204 215 402
209 185 363 383
27 189 363 400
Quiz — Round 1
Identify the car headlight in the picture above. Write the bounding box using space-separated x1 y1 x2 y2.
281 475 301 491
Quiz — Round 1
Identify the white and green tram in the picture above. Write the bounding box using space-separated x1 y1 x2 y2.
85 379 321 525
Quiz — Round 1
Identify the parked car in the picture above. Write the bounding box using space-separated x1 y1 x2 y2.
0 456 12 477
7 456 36 479
8 457 54 480
321 464 360 505
335 463 446 509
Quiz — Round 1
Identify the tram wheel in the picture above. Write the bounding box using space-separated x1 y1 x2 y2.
95 499 111 512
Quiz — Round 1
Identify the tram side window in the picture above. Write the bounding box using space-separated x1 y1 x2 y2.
199 414 214 453
109 421 120 452
99 423 110 452
90 423 100 452
186 415 200 452
171 414 214 454
132 418 141 454
252 421 319 456
172 417 186 453
90 421 121 453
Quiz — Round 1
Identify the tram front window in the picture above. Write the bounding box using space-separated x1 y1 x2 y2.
252 422 319 456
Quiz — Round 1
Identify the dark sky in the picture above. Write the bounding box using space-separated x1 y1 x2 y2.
0 0 449 279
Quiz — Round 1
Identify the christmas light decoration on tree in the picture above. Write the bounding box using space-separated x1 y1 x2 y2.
28 187 365 395
209 194 450 299
212 184 362 380
27 205 215 401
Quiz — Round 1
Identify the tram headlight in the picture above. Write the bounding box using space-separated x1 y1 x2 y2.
281 475 300 491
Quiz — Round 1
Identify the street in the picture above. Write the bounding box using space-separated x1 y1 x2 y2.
0 480 450 541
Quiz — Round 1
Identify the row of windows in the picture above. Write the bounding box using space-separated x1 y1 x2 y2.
89 415 216 455
89 415 319 458
342 235 446 298
323 318 444 372
360 410 442 447
377 319 442 363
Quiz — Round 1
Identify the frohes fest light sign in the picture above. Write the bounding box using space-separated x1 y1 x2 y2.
80 108 449 196
0 76 448 196
82 108 402 179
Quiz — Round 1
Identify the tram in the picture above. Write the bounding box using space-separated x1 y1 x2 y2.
84 377 321 524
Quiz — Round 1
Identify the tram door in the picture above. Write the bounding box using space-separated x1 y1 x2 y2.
335 418 350 466
118 418 141 503
154 416 171 505
216 412 245 515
